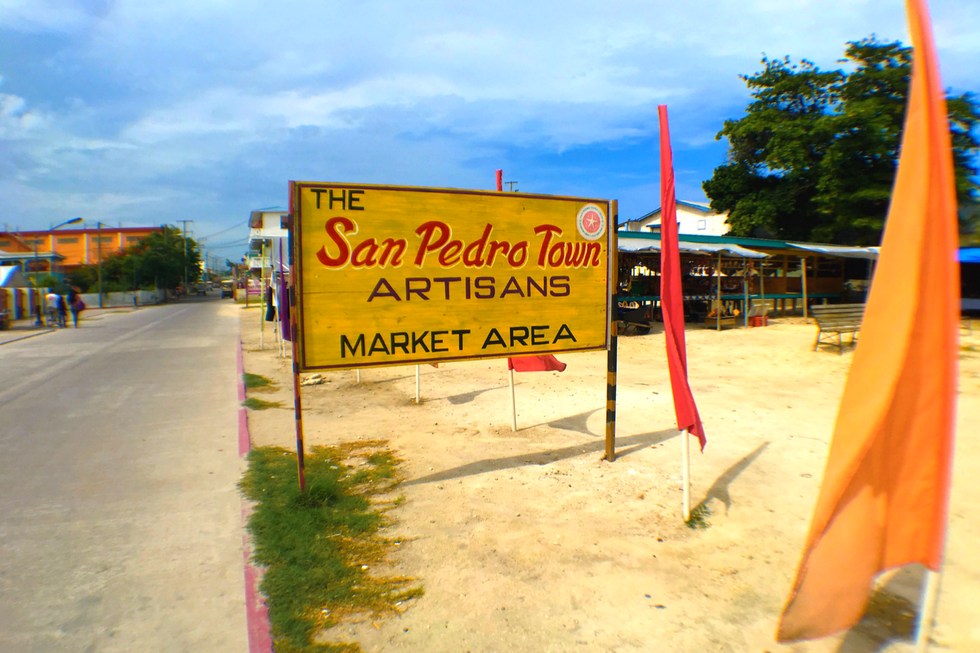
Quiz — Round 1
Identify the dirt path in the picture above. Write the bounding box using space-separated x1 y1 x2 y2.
241 307 980 652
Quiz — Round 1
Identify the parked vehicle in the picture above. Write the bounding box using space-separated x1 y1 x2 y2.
221 280 234 299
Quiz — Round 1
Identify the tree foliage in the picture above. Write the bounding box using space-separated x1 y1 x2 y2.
66 226 201 292
703 37 980 245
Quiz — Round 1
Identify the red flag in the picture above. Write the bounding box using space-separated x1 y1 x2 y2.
658 105 706 449
777 0 959 640
507 355 567 373
496 169 503 192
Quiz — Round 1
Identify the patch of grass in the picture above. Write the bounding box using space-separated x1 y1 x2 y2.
685 502 712 529
242 397 282 410
244 372 275 389
240 443 422 653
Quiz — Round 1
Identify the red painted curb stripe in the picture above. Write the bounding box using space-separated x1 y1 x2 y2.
237 339 246 402
238 408 250 458
238 339 273 653
243 540 274 653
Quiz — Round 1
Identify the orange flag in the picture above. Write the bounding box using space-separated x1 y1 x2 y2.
777 0 959 641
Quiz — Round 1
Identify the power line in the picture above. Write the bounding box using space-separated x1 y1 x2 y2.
206 236 249 245
197 219 249 242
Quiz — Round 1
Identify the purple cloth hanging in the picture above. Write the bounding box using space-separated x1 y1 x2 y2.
279 240 291 341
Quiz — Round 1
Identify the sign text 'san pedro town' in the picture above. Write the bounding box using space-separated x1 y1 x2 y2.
290 182 611 371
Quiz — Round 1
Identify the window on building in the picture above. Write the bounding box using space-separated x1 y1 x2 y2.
126 236 142 242
26 238 44 245
0 240 10 247
57 237 79 244
95 236 113 243
697 219 707 231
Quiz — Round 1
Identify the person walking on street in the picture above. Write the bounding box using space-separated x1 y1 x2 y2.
45 291 59 327
67 287 85 328
56 293 67 328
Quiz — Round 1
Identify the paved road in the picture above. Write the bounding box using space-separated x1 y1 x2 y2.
0 299 248 652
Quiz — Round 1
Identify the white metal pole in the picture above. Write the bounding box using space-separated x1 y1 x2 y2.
259 243 265 351
915 569 942 652
682 429 691 521
415 365 420 404
356 369 361 383
509 368 517 431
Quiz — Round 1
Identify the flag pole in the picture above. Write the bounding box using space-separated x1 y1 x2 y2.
682 429 691 521
915 569 942 652
509 367 517 431
415 365 421 404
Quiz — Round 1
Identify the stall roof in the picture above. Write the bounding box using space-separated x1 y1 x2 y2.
0 251 64 262
619 231 883 259
619 237 769 259
787 243 879 259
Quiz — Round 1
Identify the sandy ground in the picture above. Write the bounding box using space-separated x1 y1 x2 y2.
240 306 980 653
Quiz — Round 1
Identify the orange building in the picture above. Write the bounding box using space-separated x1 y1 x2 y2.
10 226 162 272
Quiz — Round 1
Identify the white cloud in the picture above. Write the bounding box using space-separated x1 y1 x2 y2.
0 92 45 138
0 0 100 32
1 0 978 229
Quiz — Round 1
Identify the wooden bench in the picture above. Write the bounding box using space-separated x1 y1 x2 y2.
811 304 865 354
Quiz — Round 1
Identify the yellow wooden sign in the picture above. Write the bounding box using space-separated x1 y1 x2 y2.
290 182 611 371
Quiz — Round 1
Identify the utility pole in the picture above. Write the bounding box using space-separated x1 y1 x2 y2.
33 237 41 326
179 220 193 294
97 221 104 308
505 181 519 192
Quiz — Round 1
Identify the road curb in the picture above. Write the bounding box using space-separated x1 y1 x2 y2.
238 338 274 653
0 328 56 347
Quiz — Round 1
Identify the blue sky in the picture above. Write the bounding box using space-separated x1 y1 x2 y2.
1 0 978 262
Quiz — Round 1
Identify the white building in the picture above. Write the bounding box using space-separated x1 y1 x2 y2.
619 200 730 236
247 207 288 270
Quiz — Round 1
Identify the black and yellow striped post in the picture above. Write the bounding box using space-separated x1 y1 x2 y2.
604 201 619 462
286 185 307 493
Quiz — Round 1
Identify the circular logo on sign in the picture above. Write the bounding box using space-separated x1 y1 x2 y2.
577 204 606 241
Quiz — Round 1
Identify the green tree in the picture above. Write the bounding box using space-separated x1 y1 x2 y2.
703 37 980 245
66 226 201 292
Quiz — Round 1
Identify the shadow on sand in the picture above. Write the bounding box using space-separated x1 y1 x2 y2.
403 428 679 487
694 441 770 515
445 385 511 405
833 565 926 653
534 408 603 436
